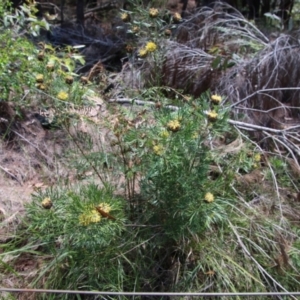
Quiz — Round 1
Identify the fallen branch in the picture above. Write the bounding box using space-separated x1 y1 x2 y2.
11 130 52 164
228 119 300 133
0 164 22 185
229 87 300 109
109 98 179 111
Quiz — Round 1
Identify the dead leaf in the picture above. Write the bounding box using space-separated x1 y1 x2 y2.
205 270 215 276
286 158 300 178
215 136 244 156
34 182 44 188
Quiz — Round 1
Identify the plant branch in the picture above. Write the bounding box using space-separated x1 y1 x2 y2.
0 164 22 185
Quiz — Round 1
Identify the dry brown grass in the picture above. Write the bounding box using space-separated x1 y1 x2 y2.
218 34 300 126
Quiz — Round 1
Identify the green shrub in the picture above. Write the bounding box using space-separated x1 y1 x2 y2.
0 1 87 113
24 184 127 292
137 94 232 240
0 0 11 20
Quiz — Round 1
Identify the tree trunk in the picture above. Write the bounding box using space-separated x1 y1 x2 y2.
278 0 294 28
77 0 85 25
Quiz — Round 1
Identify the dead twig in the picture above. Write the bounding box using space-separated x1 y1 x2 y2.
11 130 52 164
109 98 179 111
0 164 22 185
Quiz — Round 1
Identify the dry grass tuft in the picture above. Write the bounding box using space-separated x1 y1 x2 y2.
175 2 268 50
217 33 300 157
0 102 71 185
161 41 217 96
218 34 300 127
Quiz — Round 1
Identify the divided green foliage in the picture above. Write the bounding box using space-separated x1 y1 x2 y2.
27 184 125 249
0 30 37 101
0 1 88 119
23 184 127 293
0 32 87 106
136 95 232 240
0 0 11 20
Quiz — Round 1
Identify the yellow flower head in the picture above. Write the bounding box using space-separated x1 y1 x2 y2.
41 197 52 209
173 12 182 23
46 63 54 71
121 12 130 22
37 51 44 61
138 48 148 58
153 144 164 156
211 94 222 105
145 42 157 52
207 111 218 122
90 210 101 222
65 75 74 85
36 74 44 83
79 209 101 226
57 91 68 101
204 192 214 203
167 119 181 132
149 8 159 18
36 83 46 90
97 202 112 214
160 130 170 138
192 131 198 139
126 44 134 53
132 26 140 33
165 29 172 36
254 153 261 162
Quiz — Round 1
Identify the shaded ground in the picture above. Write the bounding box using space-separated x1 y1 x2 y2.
0 183 33 234
0 109 66 244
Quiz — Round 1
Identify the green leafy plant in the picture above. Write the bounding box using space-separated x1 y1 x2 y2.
0 30 38 101
24 183 127 291
134 94 231 240
0 0 11 20
3 0 49 36
0 1 87 113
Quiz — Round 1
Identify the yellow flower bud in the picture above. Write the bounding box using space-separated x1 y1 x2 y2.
36 74 44 83
165 29 172 36
37 51 44 61
46 63 55 71
149 8 159 18
254 153 261 162
211 94 222 105
65 75 74 84
167 119 181 132
173 12 182 23
207 111 218 122
121 12 130 22
204 192 214 203
41 197 52 209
